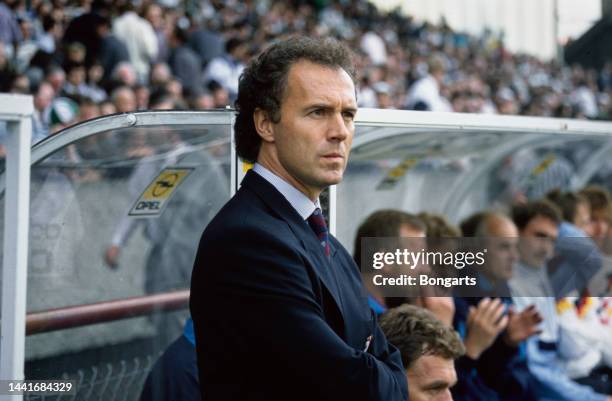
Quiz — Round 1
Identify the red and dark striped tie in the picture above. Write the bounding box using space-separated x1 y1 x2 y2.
307 208 330 257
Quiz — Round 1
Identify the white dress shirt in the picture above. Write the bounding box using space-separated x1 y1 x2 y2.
252 163 320 221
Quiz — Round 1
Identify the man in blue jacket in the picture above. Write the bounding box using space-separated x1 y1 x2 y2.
454 211 542 401
189 37 407 401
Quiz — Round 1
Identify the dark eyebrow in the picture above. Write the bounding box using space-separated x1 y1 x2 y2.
305 103 357 113
422 380 451 391
533 231 556 240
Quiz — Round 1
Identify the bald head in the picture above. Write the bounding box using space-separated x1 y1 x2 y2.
477 213 519 283
480 213 519 237
112 86 136 113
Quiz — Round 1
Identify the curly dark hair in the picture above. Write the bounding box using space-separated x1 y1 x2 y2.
511 199 561 231
353 209 425 267
379 304 465 370
234 36 357 163
546 189 589 223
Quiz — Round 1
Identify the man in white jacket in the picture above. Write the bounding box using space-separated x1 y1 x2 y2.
113 4 158 83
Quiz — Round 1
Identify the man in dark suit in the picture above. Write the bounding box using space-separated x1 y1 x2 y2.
190 37 408 401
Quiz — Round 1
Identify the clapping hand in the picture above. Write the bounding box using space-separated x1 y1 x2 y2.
503 304 543 346
464 298 508 359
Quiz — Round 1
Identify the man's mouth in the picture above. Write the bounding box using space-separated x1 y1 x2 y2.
322 153 343 160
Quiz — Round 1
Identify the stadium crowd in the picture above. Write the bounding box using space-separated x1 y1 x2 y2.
1 0 612 154
3 1 612 400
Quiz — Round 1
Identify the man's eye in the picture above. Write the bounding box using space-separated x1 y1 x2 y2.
343 112 355 120
311 109 325 116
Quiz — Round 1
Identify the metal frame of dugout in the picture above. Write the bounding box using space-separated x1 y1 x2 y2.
2 106 612 400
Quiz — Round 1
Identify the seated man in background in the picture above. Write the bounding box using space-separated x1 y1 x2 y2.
380 304 465 401
456 210 542 401
545 189 602 298
579 186 612 296
510 200 612 401
545 189 612 382
354 209 428 314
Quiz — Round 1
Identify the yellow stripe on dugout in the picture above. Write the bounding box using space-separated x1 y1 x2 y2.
129 168 193 217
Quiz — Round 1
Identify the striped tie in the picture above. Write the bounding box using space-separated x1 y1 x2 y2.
307 208 330 257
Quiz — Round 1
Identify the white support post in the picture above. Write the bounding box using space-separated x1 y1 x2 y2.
0 95 33 401
328 185 337 236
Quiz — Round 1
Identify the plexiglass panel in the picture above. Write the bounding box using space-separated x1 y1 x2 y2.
0 113 232 400
337 124 612 253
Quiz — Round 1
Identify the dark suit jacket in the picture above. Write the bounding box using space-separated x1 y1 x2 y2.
190 170 407 401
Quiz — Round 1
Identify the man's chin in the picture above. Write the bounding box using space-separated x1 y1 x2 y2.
318 171 345 186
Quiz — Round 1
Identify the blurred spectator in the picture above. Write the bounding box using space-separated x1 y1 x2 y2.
36 15 61 55
62 0 111 67
15 14 38 72
110 61 137 89
10 73 29 94
360 27 387 66
150 62 172 89
99 99 116 115
77 98 101 123
207 80 229 108
45 64 65 95
112 2 158 82
202 37 247 101
372 81 394 109
190 92 215 110
168 23 203 98
32 81 55 143
48 96 79 134
95 14 129 83
405 55 452 112
165 78 185 107
64 41 87 67
0 42 17 91
0 0 23 59
85 63 107 102
134 84 150 110
62 63 90 99
143 2 168 63
111 85 136 113
188 20 224 68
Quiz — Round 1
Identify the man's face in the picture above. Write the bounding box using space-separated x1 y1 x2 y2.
588 207 610 242
407 355 457 401
256 60 357 200
34 83 54 112
518 215 558 268
484 217 519 282
115 90 136 113
574 202 591 234
399 224 428 274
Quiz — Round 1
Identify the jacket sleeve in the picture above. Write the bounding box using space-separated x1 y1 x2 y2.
476 335 535 400
525 337 607 401
191 226 408 401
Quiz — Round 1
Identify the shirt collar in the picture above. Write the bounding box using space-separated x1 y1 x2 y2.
252 163 319 220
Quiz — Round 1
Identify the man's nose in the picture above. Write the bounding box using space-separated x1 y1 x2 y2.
509 247 519 262
327 112 351 141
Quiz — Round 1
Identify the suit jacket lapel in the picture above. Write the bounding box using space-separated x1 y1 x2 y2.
241 171 345 316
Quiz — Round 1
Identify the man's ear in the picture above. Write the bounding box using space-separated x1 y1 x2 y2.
253 108 274 143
